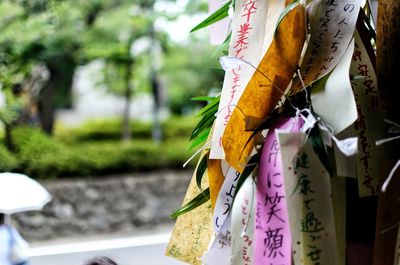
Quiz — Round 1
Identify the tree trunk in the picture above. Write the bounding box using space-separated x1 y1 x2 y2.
4 123 14 152
39 77 55 135
122 60 133 142
373 0 400 264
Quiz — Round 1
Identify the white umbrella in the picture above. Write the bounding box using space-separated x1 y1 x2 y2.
0 172 52 214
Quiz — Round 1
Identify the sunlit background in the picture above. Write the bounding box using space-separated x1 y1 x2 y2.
0 0 227 264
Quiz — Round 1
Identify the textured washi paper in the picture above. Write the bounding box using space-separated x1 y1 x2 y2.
294 0 363 91
221 5 306 171
231 176 256 265
166 170 213 264
311 38 357 134
253 118 300 265
349 29 385 197
210 0 269 159
278 133 339 265
202 213 233 265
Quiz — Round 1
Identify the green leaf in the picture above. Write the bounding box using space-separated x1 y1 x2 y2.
170 188 210 219
212 32 232 58
191 113 216 140
275 0 300 34
191 96 217 102
233 153 259 202
190 1 231 33
308 125 333 176
196 153 209 190
199 95 220 116
189 127 211 150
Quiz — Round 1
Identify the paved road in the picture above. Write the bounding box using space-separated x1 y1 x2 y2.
29 233 186 265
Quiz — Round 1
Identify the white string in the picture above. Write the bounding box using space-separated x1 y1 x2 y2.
182 139 212 168
381 159 400 192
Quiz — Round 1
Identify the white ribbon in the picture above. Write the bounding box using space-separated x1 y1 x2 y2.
298 108 358 157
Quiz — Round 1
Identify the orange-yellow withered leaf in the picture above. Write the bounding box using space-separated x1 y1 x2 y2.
207 159 224 210
221 4 306 172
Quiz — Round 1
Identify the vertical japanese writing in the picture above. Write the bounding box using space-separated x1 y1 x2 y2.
213 169 240 232
349 30 384 196
297 0 362 89
254 118 293 264
210 0 268 159
292 153 324 264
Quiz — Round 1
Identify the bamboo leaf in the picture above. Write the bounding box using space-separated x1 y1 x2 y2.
308 125 333 176
189 127 211 150
196 153 209 190
233 154 259 202
199 96 220 116
212 32 232 58
191 96 217 102
190 109 217 140
190 1 231 33
170 188 210 219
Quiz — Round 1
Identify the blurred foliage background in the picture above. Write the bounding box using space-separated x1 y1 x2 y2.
0 0 224 178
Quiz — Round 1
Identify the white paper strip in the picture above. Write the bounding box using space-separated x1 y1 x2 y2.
296 0 363 88
213 168 240 233
311 39 357 134
210 0 269 159
231 176 256 265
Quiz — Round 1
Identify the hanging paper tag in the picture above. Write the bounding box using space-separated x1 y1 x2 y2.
210 0 269 159
202 214 233 265
311 39 357 134
253 118 300 265
349 29 386 197
213 168 241 233
278 133 339 265
294 0 363 90
221 4 306 171
166 171 213 264
231 176 256 265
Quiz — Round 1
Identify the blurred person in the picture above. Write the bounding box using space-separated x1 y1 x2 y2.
0 213 30 265
84 256 118 265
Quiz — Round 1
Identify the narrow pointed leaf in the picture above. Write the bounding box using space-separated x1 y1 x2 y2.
212 32 232 58
308 125 333 176
190 1 231 33
170 188 210 219
196 153 209 190
189 127 211 150
199 96 220 116
233 154 259 202
191 96 217 102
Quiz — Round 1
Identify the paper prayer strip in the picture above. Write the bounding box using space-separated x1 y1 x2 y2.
213 167 241 233
278 133 339 265
310 38 357 134
294 0 363 91
254 118 300 265
210 0 269 159
231 176 256 265
350 29 385 197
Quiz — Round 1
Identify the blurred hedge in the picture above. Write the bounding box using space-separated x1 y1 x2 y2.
55 116 196 143
0 116 198 179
